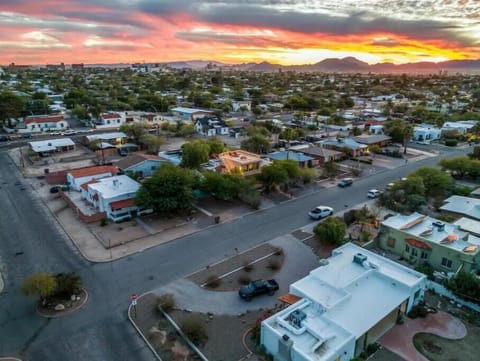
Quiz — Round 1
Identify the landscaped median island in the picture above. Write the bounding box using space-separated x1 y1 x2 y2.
130 242 288 360
21 272 88 317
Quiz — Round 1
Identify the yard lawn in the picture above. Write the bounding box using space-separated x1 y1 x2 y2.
413 322 480 361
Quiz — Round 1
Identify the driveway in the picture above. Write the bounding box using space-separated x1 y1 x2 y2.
379 311 466 361
154 235 319 314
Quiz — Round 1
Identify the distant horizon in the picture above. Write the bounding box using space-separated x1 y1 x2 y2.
1 1 479 65
4 56 480 68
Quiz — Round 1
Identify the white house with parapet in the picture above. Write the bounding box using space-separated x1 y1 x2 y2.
441 121 477 135
261 243 426 361
24 115 69 133
413 124 441 143
28 138 75 156
232 100 252 112
84 175 150 222
67 165 118 191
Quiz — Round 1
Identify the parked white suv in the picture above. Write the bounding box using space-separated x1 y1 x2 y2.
308 206 333 220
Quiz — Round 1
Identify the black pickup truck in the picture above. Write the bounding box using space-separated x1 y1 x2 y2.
238 279 279 301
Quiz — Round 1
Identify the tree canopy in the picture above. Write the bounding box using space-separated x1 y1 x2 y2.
136 164 196 214
313 217 346 245
0 91 24 125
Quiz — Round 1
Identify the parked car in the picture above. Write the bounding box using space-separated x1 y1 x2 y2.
337 178 353 187
0 135 10 142
238 279 279 301
386 182 395 191
61 130 77 136
367 189 382 198
22 133 31 139
308 206 333 220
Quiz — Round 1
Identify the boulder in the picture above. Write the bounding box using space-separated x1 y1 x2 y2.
54 303 65 311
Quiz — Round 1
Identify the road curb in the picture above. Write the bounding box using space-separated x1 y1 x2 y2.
127 292 163 361
36 288 89 319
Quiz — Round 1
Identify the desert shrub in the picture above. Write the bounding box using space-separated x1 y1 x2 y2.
444 139 458 147
453 185 473 196
267 259 281 271
205 275 220 289
436 214 456 223
415 263 434 280
243 261 254 272
181 317 208 345
359 230 371 243
157 293 175 312
100 218 108 227
54 272 82 298
238 274 251 285
408 304 428 319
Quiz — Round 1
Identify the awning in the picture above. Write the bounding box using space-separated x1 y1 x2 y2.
110 198 135 210
406 238 432 250
277 293 302 306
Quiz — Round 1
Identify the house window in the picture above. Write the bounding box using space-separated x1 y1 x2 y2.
117 119 120 123
387 238 396 248
420 250 428 259
107 120 110 124
410 248 418 257
441 257 452 268
405 244 410 253
151 166 156 170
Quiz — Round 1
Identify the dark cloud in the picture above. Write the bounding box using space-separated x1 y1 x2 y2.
138 0 475 46
56 10 152 31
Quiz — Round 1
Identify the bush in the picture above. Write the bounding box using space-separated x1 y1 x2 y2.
181 317 208 345
100 218 108 227
205 275 221 289
157 293 175 312
267 259 281 270
54 272 82 298
408 304 428 319
436 214 456 223
415 262 434 280
238 274 251 285
444 139 458 147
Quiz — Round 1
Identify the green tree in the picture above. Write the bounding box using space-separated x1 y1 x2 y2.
136 164 196 214
384 118 413 154
0 91 24 126
181 141 210 169
119 123 148 144
21 272 58 302
200 172 244 201
257 163 288 192
207 139 225 155
276 160 301 184
140 134 165 154
313 217 346 245
241 134 271 154
410 166 453 197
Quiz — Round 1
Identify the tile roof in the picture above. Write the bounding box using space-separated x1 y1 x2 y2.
80 179 99 191
24 115 64 124
110 198 135 210
68 165 118 179
101 113 122 119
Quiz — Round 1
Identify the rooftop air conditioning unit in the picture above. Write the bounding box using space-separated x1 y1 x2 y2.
290 310 307 329
353 253 367 265
432 221 445 232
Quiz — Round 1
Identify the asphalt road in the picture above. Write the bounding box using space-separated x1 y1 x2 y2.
0 144 470 360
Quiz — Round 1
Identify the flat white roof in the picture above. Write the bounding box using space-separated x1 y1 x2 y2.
440 195 480 220
382 212 480 254
263 243 425 360
85 132 127 141
29 138 74 152
171 107 213 114
88 175 140 199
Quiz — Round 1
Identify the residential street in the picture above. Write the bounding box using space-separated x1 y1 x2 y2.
0 144 470 361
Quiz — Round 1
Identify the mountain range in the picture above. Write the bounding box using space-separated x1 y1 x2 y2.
163 57 480 74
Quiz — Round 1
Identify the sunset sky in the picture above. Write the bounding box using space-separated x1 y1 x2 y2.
1 0 479 65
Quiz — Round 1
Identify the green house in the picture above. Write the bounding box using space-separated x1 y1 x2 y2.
378 212 480 274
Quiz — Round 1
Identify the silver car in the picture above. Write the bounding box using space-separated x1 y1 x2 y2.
308 206 333 220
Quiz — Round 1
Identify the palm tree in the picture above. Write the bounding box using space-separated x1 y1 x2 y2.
402 124 414 154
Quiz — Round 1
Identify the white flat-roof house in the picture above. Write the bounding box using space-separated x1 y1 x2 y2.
194 116 229 137
440 195 480 221
24 115 69 133
261 243 426 361
441 121 477 135
84 175 150 222
413 124 441 144
29 138 75 156
67 165 118 191
171 107 214 122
